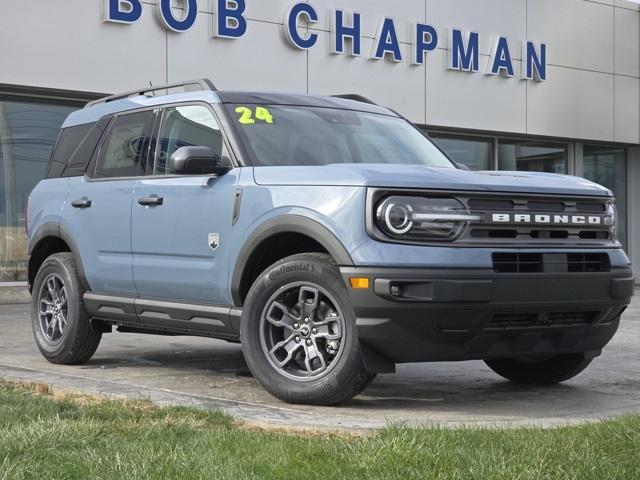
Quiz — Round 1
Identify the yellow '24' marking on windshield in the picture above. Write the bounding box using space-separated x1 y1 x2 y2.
235 106 274 125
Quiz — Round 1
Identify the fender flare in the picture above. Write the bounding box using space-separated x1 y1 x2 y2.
230 215 354 306
28 223 90 292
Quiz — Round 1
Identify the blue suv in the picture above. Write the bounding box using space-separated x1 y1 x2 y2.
27 79 634 405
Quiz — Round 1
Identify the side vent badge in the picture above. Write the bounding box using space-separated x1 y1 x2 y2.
208 233 220 251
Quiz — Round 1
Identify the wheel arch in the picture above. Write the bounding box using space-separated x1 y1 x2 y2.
230 215 353 307
28 223 90 293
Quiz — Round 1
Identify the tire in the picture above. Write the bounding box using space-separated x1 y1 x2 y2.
485 353 593 385
240 253 375 405
31 252 101 365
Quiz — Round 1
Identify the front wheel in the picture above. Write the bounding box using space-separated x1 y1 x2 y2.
240 253 374 405
485 353 593 385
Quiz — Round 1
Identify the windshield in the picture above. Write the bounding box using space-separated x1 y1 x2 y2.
226 104 455 168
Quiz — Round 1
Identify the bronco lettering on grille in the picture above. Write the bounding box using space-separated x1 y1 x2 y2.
491 213 610 225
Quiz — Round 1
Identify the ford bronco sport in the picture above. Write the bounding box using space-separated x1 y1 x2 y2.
27 79 634 405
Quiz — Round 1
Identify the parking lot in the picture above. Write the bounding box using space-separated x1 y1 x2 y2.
1 294 639 432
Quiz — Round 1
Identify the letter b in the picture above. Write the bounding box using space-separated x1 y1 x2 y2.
104 0 142 24
215 0 247 38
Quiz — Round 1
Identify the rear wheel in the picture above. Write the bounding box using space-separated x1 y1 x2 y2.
241 253 374 405
485 353 593 384
31 253 101 365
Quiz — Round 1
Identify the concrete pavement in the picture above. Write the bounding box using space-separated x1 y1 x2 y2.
1 296 639 431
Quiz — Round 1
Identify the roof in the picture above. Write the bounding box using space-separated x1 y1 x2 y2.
216 91 395 116
62 89 396 128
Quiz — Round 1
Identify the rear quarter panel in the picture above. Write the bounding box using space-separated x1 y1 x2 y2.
27 179 69 243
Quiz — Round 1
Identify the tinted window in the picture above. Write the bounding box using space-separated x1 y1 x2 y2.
154 105 225 175
226 104 454 168
62 119 111 178
0 98 78 281
95 111 154 178
430 134 494 171
498 140 567 173
583 146 627 246
46 123 93 179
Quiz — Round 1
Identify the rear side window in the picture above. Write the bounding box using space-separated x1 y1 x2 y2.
45 124 93 179
94 111 154 179
62 118 110 178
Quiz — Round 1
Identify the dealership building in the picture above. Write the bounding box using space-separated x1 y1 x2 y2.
1 0 639 284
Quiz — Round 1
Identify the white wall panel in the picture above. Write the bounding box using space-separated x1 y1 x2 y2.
426 50 526 132
528 0 614 73
0 0 167 93
615 75 640 143
308 33 426 123
309 0 425 44
615 8 640 77
0 0 635 145
167 16 307 92
527 66 614 140
426 0 526 59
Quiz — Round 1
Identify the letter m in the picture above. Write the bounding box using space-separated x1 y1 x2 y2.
449 29 479 72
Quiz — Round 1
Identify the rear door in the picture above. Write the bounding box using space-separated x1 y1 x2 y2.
63 109 155 295
131 104 239 306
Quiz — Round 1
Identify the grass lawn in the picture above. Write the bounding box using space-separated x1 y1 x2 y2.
0 380 639 479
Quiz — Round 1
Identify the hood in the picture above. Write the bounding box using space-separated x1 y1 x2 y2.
253 164 612 198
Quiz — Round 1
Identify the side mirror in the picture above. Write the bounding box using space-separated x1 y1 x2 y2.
169 146 231 176
455 162 470 171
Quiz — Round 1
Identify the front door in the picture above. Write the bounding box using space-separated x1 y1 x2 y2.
131 104 238 306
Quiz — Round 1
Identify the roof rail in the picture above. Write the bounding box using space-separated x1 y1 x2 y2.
85 78 218 108
331 94 378 105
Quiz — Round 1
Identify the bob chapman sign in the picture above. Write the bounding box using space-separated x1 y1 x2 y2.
104 0 548 82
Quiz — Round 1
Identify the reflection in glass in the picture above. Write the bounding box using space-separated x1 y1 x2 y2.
498 140 567 173
430 134 493 171
0 99 77 280
583 146 627 247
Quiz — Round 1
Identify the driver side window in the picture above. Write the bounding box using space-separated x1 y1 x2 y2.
154 105 228 176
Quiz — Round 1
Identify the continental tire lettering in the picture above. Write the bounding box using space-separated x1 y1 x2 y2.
269 263 317 280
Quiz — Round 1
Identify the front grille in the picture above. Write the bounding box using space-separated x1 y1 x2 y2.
492 252 610 273
487 311 599 329
459 193 615 247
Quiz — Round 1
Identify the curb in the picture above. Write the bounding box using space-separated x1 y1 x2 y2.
0 286 30 305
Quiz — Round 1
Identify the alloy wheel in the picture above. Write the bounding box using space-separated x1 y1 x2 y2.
37 274 68 344
259 282 346 381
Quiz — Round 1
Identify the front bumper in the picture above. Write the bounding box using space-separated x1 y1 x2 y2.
340 266 634 371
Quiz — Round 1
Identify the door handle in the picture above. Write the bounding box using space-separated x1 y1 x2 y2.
71 198 92 209
138 195 164 206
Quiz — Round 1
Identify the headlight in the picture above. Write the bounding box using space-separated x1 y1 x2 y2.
375 196 482 242
607 203 617 240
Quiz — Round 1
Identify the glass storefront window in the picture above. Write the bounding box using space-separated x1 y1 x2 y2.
0 98 78 281
583 146 627 247
498 140 568 173
430 133 493 171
